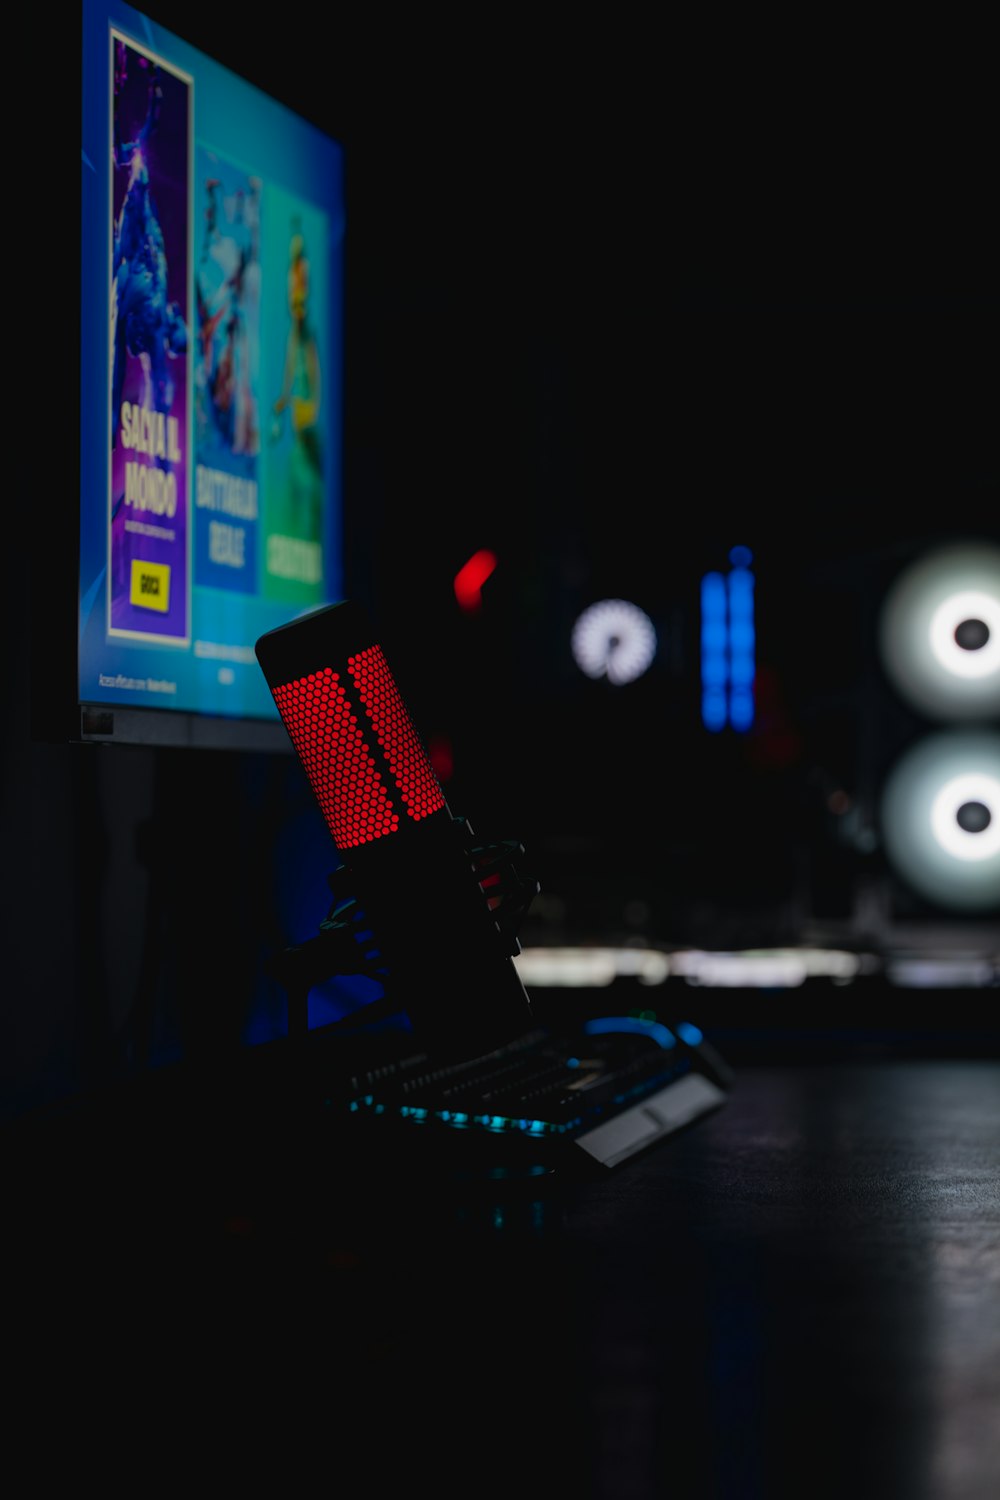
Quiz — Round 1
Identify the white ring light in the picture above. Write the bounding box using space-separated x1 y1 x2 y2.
880 730 1000 910
929 773 1000 861
571 599 657 685
928 591 1000 679
879 542 1000 719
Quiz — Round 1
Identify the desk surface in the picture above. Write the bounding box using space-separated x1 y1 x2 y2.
8 1057 1000 1499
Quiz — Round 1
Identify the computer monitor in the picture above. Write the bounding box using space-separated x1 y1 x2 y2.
47 0 345 751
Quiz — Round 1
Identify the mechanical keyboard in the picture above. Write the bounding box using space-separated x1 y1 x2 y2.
334 1015 732 1171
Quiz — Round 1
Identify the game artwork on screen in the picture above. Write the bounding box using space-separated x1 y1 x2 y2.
109 33 191 645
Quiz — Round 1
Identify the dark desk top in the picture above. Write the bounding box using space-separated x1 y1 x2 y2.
8 1057 1000 1498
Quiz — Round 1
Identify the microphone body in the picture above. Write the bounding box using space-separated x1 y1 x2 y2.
255 600 536 1053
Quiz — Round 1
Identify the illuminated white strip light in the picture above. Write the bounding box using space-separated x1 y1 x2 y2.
514 946 867 988
667 948 862 987
514 947 671 987
887 956 998 988
516 945 1000 988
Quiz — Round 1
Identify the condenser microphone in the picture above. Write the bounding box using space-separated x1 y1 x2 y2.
255 599 537 1054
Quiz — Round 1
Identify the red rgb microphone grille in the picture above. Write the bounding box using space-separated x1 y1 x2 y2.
271 668 400 849
268 642 446 851
348 645 445 823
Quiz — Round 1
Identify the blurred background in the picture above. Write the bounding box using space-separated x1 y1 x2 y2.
208 10 998 967
3 9 998 1119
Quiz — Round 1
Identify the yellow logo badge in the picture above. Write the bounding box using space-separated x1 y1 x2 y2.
130 561 170 613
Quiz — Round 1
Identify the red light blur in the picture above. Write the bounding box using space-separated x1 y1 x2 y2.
454 549 498 612
427 735 454 782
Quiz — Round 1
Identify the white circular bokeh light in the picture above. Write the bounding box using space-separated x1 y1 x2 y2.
879 542 1000 719
572 599 657 686
929 773 1000 861
928 591 1000 679
881 730 1000 910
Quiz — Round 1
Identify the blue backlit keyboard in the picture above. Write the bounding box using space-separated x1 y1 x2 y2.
338 1017 732 1170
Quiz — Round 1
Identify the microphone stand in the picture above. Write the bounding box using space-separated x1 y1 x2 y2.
267 817 540 1054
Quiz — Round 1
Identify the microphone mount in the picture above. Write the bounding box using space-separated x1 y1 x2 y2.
267 815 540 1048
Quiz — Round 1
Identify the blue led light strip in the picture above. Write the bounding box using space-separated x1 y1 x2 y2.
701 547 755 731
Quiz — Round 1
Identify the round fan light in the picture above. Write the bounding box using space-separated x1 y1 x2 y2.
879 541 1000 719
571 599 657 686
880 730 1000 910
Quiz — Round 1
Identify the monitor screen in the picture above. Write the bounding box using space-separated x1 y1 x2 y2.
75 0 344 748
